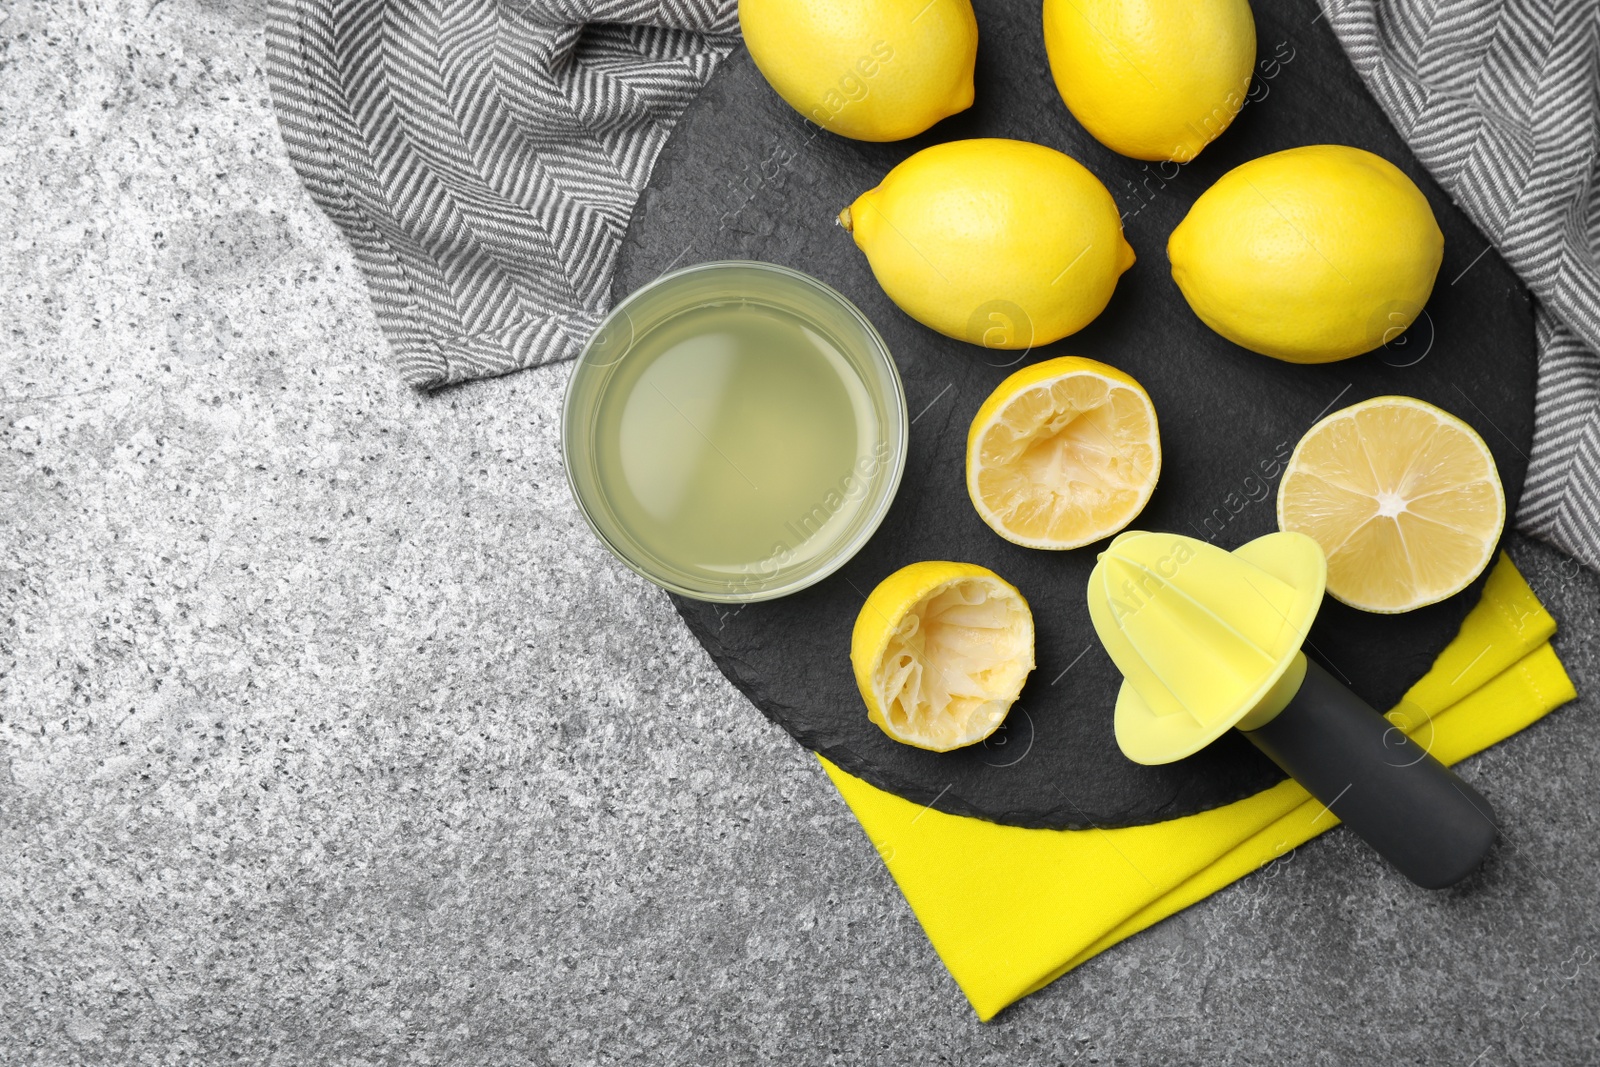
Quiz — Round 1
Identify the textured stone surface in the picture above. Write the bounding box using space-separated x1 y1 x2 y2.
1 2 1596 1063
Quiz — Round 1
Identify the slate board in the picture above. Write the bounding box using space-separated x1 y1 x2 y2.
614 0 1536 829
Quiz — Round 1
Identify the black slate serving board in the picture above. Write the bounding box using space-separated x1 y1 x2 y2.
614 0 1536 829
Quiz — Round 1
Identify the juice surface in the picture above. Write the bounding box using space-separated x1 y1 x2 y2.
591 300 882 585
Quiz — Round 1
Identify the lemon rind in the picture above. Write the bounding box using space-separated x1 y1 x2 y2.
1276 395 1506 614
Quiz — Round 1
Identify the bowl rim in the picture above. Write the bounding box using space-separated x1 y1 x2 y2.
561 259 909 603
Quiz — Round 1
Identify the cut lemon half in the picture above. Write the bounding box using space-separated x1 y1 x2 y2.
967 356 1161 549
850 562 1035 752
1277 395 1505 613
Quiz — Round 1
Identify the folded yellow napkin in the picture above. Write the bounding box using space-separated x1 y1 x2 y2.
822 556 1576 1021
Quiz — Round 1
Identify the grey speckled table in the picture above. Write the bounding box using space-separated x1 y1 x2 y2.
2 3 1597 1063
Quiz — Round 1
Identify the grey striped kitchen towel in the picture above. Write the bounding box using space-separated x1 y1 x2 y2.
264 0 739 388
1320 0 1600 569
264 0 1600 569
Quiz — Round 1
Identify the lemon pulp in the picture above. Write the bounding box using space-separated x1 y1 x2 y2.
967 357 1161 549
851 562 1036 751
1277 396 1505 613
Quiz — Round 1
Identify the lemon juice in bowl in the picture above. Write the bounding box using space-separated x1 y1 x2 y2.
564 262 907 602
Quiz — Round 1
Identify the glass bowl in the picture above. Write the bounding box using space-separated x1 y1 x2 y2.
563 261 908 602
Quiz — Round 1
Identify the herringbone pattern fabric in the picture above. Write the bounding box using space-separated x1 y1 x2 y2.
265 0 1600 568
1320 0 1600 567
265 0 738 389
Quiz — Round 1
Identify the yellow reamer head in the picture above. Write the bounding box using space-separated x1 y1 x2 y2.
1086 530 1328 765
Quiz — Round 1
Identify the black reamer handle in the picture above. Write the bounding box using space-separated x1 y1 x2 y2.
1244 657 1497 889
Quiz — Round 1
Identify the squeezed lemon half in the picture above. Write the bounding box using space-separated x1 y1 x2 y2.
851 562 1035 752
966 356 1161 550
1277 396 1505 613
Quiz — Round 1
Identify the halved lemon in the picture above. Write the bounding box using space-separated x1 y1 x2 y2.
1277 395 1505 613
850 562 1035 752
966 356 1161 549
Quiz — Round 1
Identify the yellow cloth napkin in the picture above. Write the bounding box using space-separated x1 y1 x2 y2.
822 556 1576 1021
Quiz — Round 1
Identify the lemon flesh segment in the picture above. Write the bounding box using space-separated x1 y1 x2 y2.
739 0 977 142
840 139 1136 347
967 357 1161 550
1043 0 1256 163
851 562 1035 752
1277 396 1505 613
1168 144 1444 363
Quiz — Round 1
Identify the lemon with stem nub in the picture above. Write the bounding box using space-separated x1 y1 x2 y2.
851 562 1035 752
839 139 1135 348
1277 396 1504 613
967 357 1161 550
1169 145 1444 364
1043 0 1257 163
739 0 978 142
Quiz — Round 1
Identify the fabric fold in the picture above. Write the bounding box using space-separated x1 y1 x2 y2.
823 556 1576 1020
1316 0 1600 569
264 0 738 388
265 0 1600 562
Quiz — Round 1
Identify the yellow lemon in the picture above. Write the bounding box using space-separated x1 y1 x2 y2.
967 357 1160 549
1169 145 1445 363
1043 0 1256 162
851 561 1035 751
839 139 1135 348
739 0 977 142
1277 396 1504 613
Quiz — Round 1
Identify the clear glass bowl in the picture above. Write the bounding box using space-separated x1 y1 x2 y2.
563 261 908 602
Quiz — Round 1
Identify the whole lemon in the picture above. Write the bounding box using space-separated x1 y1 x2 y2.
1168 145 1444 364
839 139 1135 348
739 0 977 142
1043 0 1256 162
